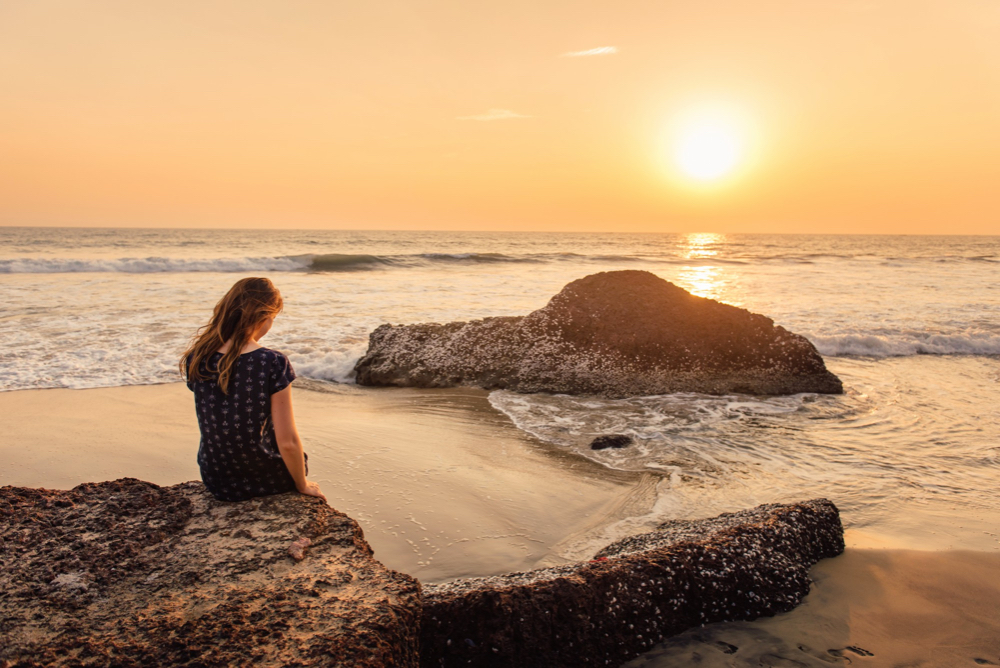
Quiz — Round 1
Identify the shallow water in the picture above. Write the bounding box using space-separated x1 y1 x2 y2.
2 229 998 391
2 228 998 551
491 355 1000 552
2 227 999 664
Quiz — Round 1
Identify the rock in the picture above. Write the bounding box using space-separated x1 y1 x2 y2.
590 434 634 450
0 478 845 668
420 499 844 668
0 478 421 668
287 536 312 561
354 270 842 397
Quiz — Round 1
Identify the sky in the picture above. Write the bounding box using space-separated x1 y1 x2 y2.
1 0 999 234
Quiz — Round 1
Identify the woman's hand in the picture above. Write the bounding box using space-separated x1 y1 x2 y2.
298 480 327 502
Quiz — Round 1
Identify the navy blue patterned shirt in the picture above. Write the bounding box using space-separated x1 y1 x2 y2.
186 347 303 502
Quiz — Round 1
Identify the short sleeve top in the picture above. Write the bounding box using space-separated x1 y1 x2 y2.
186 347 299 502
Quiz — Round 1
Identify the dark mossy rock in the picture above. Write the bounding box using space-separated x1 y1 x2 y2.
355 270 842 397
590 434 634 450
0 479 421 668
420 499 844 668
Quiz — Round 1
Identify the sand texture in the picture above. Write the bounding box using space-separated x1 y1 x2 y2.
625 548 1000 667
0 382 639 583
355 270 842 397
0 478 421 667
1 383 998 667
421 500 844 667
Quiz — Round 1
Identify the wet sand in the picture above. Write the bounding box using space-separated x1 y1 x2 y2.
2 382 999 664
0 381 642 582
626 548 1000 667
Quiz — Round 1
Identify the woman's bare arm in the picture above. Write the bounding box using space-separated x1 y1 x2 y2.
271 385 326 501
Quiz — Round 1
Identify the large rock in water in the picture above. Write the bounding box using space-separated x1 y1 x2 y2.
355 270 842 397
0 479 421 667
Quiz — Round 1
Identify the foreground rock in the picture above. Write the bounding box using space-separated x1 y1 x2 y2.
1 480 843 668
421 499 843 668
0 479 421 667
355 270 842 397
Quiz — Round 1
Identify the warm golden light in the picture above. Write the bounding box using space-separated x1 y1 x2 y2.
0 3 998 233
678 233 727 299
674 120 742 181
682 232 724 259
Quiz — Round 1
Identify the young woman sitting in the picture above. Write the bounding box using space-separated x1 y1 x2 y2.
180 277 325 503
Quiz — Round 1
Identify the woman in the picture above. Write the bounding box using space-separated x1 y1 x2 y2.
180 277 325 503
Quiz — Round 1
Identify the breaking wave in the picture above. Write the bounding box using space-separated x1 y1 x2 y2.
810 330 1000 357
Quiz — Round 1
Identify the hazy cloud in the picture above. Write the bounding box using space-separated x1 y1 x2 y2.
560 46 618 57
456 108 531 121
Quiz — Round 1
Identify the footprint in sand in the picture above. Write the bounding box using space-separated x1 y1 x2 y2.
690 634 739 656
795 644 847 664
759 654 809 668
714 640 738 655
826 645 875 662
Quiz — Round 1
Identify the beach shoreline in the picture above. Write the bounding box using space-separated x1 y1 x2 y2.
3 380 999 664
0 381 646 582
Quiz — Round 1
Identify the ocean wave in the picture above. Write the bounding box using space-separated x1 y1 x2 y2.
3 247 998 274
0 253 404 274
419 252 540 264
306 253 397 271
287 346 367 384
811 331 1000 357
0 256 310 274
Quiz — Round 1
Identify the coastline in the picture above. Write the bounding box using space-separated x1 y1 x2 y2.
3 381 999 664
628 548 1000 666
0 381 642 582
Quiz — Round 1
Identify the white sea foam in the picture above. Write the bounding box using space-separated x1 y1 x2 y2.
810 330 1000 357
2 229 999 394
0 256 310 274
487 389 822 474
287 346 367 384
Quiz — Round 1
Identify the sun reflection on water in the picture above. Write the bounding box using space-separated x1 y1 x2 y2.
677 233 727 300
678 265 724 300
683 232 724 259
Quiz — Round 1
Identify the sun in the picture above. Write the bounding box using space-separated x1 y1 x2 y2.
667 107 747 183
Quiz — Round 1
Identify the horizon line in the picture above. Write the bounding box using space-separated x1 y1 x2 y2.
0 223 996 238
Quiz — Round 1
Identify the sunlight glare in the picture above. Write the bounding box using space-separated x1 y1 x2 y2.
663 105 751 185
675 119 741 181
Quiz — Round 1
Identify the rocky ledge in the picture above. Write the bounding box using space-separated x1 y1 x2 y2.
421 499 844 668
1 481 843 668
354 270 843 397
0 479 420 667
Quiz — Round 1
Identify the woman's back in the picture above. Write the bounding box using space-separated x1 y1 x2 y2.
181 276 324 503
188 347 297 501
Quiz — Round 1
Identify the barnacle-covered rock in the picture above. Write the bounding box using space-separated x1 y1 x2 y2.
354 270 842 397
420 499 844 668
0 479 421 667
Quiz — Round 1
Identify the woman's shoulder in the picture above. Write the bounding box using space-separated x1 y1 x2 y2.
248 347 294 368
251 346 288 359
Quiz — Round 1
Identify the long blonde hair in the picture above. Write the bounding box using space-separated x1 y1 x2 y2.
181 277 284 394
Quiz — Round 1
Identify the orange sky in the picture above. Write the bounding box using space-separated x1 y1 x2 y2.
2 1 999 234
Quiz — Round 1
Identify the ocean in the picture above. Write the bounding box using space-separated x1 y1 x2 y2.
2 227 999 558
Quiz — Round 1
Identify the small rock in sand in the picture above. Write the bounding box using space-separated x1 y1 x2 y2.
288 536 312 561
590 434 634 450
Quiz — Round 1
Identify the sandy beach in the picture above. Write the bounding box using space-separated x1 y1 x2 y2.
3 380 999 665
0 381 644 583
626 549 1000 666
